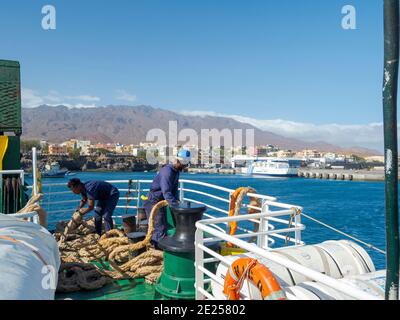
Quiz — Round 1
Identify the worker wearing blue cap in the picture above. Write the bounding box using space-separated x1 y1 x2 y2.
143 149 192 245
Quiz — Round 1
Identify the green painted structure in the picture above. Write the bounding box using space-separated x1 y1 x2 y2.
0 59 25 214
383 0 400 300
156 251 197 299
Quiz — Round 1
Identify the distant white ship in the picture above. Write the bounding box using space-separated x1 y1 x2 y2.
246 158 301 177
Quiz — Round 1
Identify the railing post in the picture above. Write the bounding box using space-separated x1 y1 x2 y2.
194 227 205 300
137 180 141 209
259 201 269 249
179 181 184 202
32 147 39 224
383 0 400 300
32 147 38 196
295 209 302 245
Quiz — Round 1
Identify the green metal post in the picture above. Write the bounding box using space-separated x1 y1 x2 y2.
383 0 400 300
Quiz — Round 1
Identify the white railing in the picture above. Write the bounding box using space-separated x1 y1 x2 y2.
32 178 302 249
194 213 379 300
1 211 39 221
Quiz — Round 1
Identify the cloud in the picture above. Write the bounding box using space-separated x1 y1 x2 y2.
179 110 384 151
43 90 64 104
115 90 137 102
21 88 101 108
22 88 45 108
61 103 99 109
65 95 101 102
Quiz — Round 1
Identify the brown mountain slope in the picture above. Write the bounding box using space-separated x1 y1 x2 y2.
21 105 378 155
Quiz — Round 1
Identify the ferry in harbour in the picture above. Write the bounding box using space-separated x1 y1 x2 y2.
245 158 302 177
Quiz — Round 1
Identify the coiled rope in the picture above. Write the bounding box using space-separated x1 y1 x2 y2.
56 200 168 292
17 193 47 228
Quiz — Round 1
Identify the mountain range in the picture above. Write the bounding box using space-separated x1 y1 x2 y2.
21 105 379 156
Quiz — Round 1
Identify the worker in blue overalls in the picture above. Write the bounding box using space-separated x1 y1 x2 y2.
143 149 192 245
67 178 120 235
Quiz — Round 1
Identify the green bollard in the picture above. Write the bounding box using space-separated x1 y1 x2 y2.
155 202 206 300
155 251 196 299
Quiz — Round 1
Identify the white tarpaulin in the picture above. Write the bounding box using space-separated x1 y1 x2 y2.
0 214 60 300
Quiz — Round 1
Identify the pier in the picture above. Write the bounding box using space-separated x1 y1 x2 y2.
298 169 385 181
187 168 388 181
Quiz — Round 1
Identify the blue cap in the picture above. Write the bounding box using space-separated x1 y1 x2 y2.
176 149 192 165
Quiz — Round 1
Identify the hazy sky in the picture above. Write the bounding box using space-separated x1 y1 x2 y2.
0 0 387 149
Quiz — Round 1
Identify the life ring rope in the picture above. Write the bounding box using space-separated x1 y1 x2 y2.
226 187 261 247
223 257 286 300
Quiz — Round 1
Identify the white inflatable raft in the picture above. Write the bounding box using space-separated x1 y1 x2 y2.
0 214 60 300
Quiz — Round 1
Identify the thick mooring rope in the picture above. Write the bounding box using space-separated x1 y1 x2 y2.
17 193 48 228
227 187 261 247
57 262 112 293
55 200 168 292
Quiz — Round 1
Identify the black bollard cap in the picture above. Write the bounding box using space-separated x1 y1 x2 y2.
158 202 206 253
169 202 206 214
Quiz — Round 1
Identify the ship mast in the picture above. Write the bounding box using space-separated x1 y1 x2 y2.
383 0 400 300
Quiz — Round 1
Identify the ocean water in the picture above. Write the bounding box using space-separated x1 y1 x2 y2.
27 172 387 269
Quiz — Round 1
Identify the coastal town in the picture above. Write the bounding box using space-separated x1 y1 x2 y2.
20 138 385 180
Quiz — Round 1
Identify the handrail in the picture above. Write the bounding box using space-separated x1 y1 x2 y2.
1 211 38 220
37 179 301 242
180 179 277 201
0 170 24 174
195 217 379 300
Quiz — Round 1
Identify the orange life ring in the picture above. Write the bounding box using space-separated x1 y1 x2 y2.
223 257 286 300
226 187 261 247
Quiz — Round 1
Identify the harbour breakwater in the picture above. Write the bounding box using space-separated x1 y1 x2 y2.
298 169 385 181
188 167 387 181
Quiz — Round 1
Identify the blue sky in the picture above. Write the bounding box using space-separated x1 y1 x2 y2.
0 1 386 149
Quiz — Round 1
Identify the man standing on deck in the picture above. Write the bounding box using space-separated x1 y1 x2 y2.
67 178 120 235
143 149 192 245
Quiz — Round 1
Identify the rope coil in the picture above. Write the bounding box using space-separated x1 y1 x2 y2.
55 200 168 293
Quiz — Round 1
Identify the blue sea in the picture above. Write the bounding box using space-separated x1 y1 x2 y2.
27 172 387 270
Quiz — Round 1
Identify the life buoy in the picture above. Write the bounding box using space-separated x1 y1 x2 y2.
223 257 286 300
226 187 261 247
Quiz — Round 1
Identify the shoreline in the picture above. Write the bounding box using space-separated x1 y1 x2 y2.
188 167 387 182
25 167 387 182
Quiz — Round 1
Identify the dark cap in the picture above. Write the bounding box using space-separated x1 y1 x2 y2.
67 178 82 189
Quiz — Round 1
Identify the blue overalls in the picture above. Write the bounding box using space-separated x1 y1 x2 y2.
143 164 180 243
83 180 120 235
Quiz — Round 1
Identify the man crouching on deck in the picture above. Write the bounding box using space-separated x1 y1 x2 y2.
67 178 120 235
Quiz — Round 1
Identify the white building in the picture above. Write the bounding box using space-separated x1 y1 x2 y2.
77 140 91 155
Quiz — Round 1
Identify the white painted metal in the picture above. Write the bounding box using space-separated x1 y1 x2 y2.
210 240 376 299
286 270 387 300
195 220 379 300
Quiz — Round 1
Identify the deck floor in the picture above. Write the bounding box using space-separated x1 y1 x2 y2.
55 259 164 300
56 278 162 300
